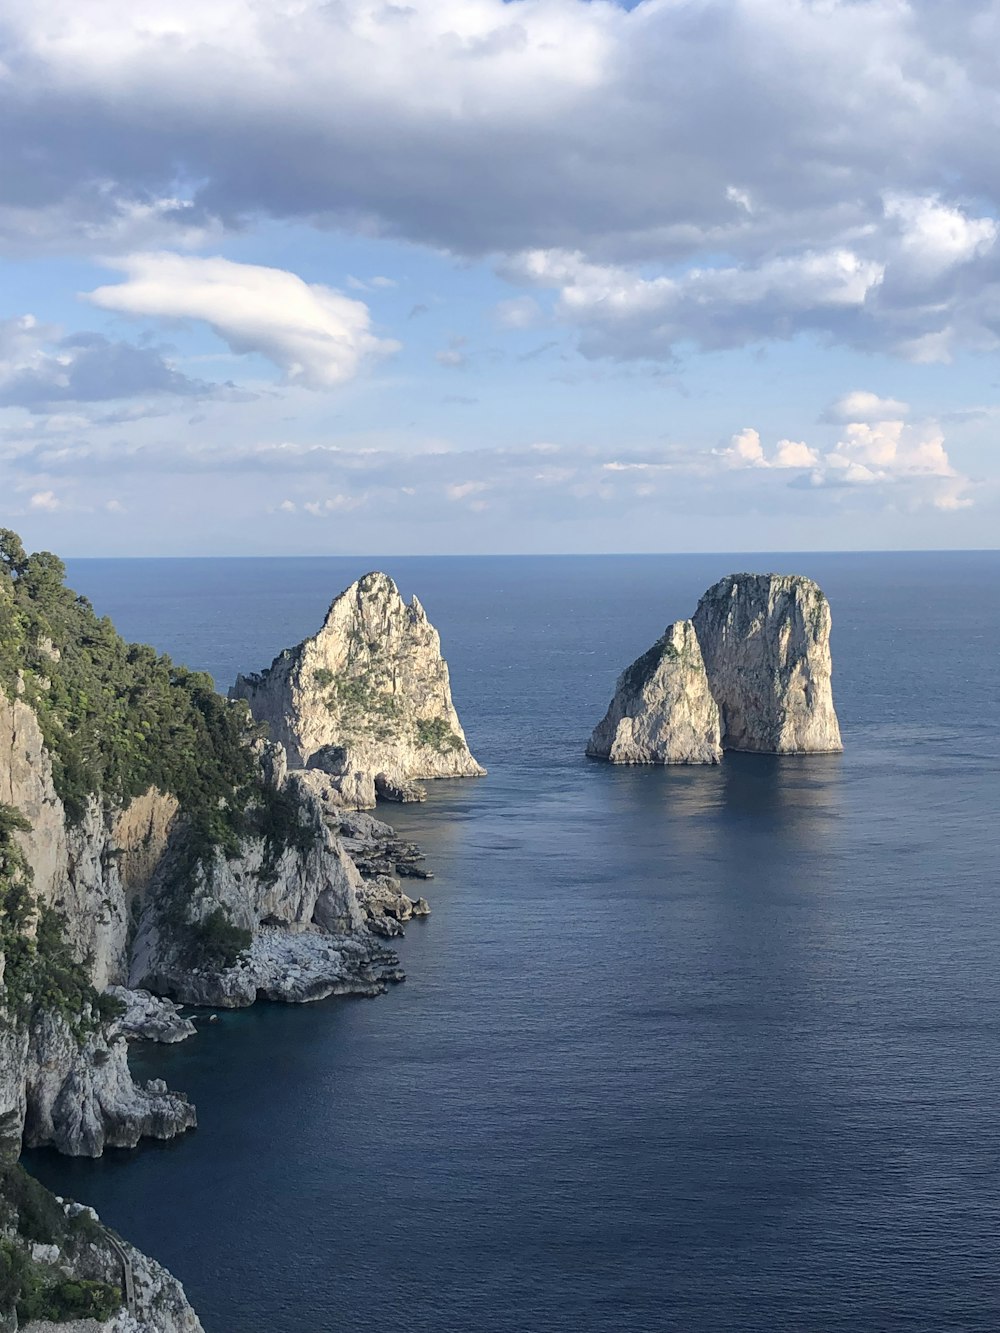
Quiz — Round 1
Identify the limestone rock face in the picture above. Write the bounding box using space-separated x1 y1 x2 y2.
587 572 842 764
0 1011 195 1160
692 573 843 754
231 572 484 807
0 687 179 990
0 1171 205 1333
586 620 722 764
21 1011 196 1157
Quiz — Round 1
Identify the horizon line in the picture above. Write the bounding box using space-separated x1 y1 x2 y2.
59 546 1000 561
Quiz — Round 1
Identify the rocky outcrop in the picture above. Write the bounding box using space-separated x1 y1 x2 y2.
0 539 446 1333
1 1167 204 1333
586 620 722 764
127 776 403 1007
588 573 842 763
107 989 196 1044
231 572 484 808
0 1012 194 1161
693 573 843 754
21 1012 196 1158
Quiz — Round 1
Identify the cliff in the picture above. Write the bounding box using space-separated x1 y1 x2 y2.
585 620 722 764
231 572 484 808
692 574 843 754
0 532 432 1328
0 1164 203 1333
588 573 842 763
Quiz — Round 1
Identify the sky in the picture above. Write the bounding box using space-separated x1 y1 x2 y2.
2 0 1000 555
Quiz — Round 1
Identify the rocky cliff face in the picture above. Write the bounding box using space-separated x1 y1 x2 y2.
1 1163 204 1333
231 572 484 808
692 574 843 754
589 573 842 763
586 620 722 764
0 690 178 992
0 536 446 1333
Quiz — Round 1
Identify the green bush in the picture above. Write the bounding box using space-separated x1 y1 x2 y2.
0 806 102 1032
17 1273 122 1323
184 908 252 970
415 717 463 753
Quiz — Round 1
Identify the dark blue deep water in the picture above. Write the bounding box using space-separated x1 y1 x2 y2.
24 553 1000 1333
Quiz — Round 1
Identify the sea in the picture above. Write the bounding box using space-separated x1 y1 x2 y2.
24 552 1000 1333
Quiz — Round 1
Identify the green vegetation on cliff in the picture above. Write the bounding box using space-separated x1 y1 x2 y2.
0 1166 122 1325
0 528 322 1003
0 529 317 864
0 803 120 1033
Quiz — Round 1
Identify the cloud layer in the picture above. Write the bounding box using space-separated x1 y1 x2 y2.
0 315 208 410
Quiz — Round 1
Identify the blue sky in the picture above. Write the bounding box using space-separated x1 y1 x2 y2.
1 0 999 554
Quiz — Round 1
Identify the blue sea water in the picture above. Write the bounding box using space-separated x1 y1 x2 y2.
24 552 1000 1333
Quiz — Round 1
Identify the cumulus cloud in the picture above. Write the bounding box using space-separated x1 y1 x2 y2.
29 489 61 511
716 428 819 471
0 315 209 411
86 253 399 388
722 412 970 511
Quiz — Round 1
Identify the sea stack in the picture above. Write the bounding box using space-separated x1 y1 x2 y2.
586 620 722 764
588 572 842 763
231 572 485 807
692 574 842 754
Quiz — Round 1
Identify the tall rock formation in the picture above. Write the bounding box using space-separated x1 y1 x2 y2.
692 573 843 754
231 572 485 807
586 620 722 764
588 572 842 763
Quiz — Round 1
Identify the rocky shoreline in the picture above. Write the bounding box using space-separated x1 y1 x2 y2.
1 546 481 1332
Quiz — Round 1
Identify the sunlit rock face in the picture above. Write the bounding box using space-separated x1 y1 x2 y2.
588 573 842 764
231 572 485 808
692 573 843 755
586 620 722 765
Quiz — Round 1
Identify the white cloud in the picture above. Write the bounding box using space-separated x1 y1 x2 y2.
86 253 400 388
303 494 367 516
719 409 970 510
721 427 765 468
884 194 998 278
773 439 820 469
446 480 489 501
824 391 910 424
2 3 1000 364
29 489 61 511
717 428 818 471
503 246 886 357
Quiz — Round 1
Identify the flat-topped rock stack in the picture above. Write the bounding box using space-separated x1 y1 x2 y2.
588 572 842 764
